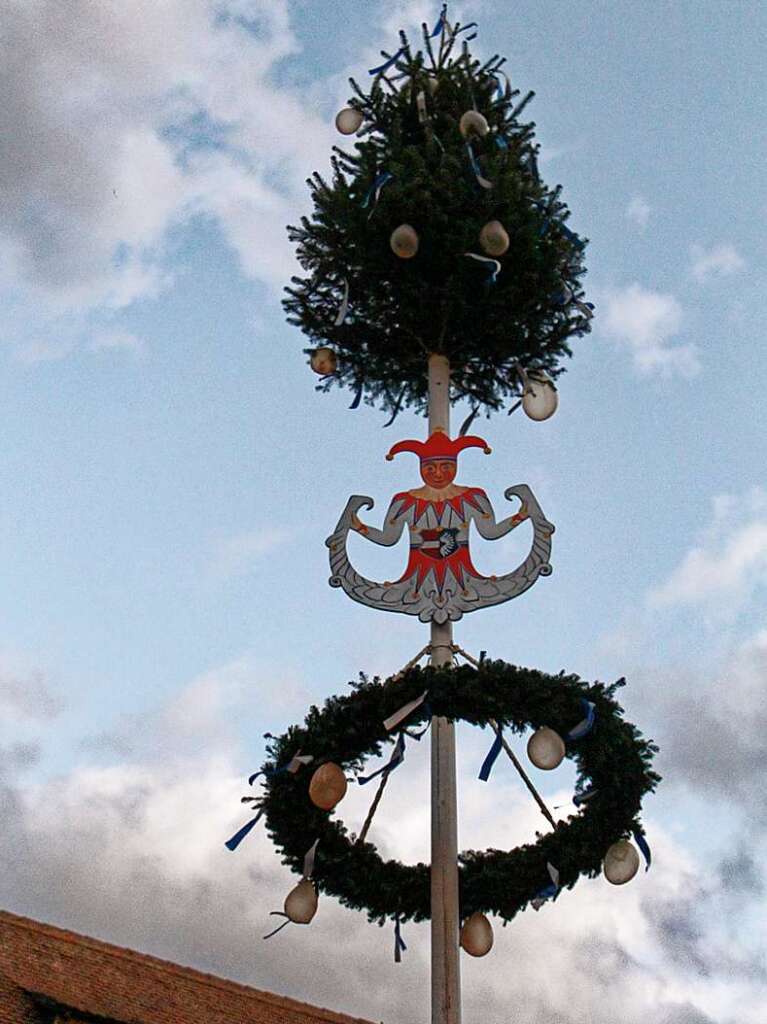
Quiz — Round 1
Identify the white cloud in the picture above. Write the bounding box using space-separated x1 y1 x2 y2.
0 668 64 724
626 196 651 230
208 527 290 579
690 243 746 282
649 487 767 610
0 0 334 355
600 283 699 377
89 329 146 355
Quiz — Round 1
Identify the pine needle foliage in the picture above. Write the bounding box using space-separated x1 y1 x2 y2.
283 11 592 421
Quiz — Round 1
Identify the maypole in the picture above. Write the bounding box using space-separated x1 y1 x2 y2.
427 353 460 1023
224 8 660 1023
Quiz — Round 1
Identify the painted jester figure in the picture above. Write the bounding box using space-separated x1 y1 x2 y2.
327 429 556 624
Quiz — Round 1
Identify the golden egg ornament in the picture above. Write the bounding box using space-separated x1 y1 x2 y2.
310 347 338 375
460 912 494 957
308 762 348 811
284 879 318 924
479 220 510 256
390 224 419 259
522 373 559 421
527 726 566 770
603 840 640 886
335 107 363 135
459 110 489 138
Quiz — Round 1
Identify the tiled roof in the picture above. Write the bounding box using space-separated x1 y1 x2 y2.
0 910 375 1024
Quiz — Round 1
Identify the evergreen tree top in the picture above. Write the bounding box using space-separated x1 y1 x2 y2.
284 8 592 423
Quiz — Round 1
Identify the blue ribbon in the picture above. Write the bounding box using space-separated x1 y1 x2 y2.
531 862 560 910
479 731 504 781
633 829 652 871
263 913 291 940
368 50 405 76
428 4 448 37
465 142 492 190
494 134 509 151
394 915 407 962
361 171 394 211
573 786 598 807
567 699 596 741
224 808 263 851
358 732 406 785
559 222 585 249
349 380 363 409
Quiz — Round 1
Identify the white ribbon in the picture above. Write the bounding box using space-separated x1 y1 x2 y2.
303 838 319 879
334 278 349 326
286 750 314 774
383 690 428 732
416 90 428 124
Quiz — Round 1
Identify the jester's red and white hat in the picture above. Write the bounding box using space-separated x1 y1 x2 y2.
385 428 492 463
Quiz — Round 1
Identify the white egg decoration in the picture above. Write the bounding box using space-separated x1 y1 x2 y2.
390 224 419 259
479 220 510 256
603 840 640 886
308 762 348 811
522 373 559 421
335 107 364 135
310 347 338 375
527 726 566 770
284 879 318 923
459 110 489 138
460 912 494 957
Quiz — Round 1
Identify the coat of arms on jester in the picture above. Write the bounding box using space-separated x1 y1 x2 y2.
326 429 555 623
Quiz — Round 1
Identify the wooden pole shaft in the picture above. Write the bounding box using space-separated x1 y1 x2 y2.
428 353 461 1024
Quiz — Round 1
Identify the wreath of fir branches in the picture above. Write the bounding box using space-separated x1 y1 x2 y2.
283 15 592 421
256 660 659 926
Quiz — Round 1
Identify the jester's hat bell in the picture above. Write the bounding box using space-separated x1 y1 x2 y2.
386 429 492 463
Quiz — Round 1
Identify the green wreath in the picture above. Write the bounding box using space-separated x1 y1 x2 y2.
250 659 659 926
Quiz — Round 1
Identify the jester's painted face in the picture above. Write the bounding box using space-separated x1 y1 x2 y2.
420 458 457 489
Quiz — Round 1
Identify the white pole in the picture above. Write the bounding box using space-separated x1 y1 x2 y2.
428 353 461 1024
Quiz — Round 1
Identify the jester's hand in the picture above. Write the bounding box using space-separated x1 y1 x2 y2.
351 513 369 534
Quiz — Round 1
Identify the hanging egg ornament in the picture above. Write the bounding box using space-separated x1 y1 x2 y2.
310 347 338 376
284 879 318 923
603 840 640 886
479 220 510 257
460 912 494 957
425 76 439 96
459 110 489 138
335 107 363 135
527 726 566 770
390 224 419 259
522 373 559 421
308 762 348 811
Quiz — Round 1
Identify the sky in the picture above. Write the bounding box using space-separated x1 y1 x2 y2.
1 0 766 1021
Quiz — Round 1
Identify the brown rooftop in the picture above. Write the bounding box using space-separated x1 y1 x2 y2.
0 910 375 1024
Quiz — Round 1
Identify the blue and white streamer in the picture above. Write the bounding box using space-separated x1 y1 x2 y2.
552 283 595 320
224 808 263 851
463 252 501 284
303 838 319 879
567 699 596 741
465 142 493 190
361 171 394 216
573 786 598 807
357 732 406 785
633 829 652 871
531 862 560 910
384 690 428 732
478 730 503 781
334 278 349 326
394 915 407 963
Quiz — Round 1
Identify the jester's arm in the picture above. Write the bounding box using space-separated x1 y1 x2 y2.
471 489 529 540
351 498 407 546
